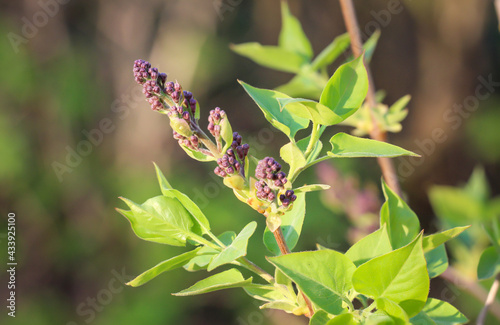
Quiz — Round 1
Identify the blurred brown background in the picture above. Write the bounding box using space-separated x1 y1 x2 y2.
1 0 500 324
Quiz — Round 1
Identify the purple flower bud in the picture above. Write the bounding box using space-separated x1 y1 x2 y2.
282 198 290 207
183 91 192 100
215 107 221 113
268 192 276 201
290 195 297 201
159 73 167 83
226 167 234 174
280 194 286 201
214 125 221 135
174 82 181 92
274 179 282 187
234 162 241 171
264 186 271 194
228 156 235 165
286 190 294 197
182 111 190 120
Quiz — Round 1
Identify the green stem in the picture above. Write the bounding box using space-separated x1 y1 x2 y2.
193 124 222 159
304 123 320 158
362 301 376 317
237 257 275 284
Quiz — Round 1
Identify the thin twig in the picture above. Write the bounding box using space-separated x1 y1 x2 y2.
339 0 402 196
440 267 500 322
477 273 500 325
272 228 314 317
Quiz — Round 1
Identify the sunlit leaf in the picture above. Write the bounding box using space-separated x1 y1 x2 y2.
173 269 252 296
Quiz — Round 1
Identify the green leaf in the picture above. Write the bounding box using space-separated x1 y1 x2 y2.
319 55 368 120
154 162 172 194
345 225 392 267
260 301 297 313
477 246 500 280
309 310 332 325
464 166 490 202
279 1 313 59
277 98 344 125
180 144 216 162
422 226 470 253
127 247 202 287
268 250 356 315
328 133 419 159
183 232 236 272
220 116 233 152
239 81 309 139
117 196 201 246
280 142 307 176
243 284 288 302
352 234 429 318
389 95 411 115
263 193 306 255
160 188 211 236
327 313 358 325
231 43 307 73
172 269 252 296
207 221 257 271
275 73 323 99
380 180 421 249
425 244 448 278
293 184 331 194
363 30 381 64
429 186 484 225
345 30 381 65
311 33 351 70
366 312 396 325
410 298 468 325
376 297 410 325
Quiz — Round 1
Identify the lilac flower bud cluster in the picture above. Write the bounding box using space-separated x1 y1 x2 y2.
279 190 297 208
207 107 226 138
214 132 249 178
255 157 287 187
133 59 198 117
254 157 289 203
173 131 199 150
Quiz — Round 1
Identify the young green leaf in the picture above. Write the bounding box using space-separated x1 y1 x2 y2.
279 1 313 59
328 133 419 159
117 196 200 246
380 180 421 249
422 226 470 253
243 284 289 302
183 232 236 272
375 297 410 325
309 310 332 325
425 244 448 278
410 298 468 325
127 247 202 287
345 30 381 65
239 81 309 139
268 250 356 315
345 225 392 267
231 43 307 73
293 184 331 194
311 33 351 71
260 301 297 313
160 188 211 236
172 269 252 296
319 55 368 120
220 116 233 152
154 162 172 194
280 142 307 177
352 234 429 318
275 73 324 99
263 193 306 255
180 144 217 162
428 186 484 225
277 98 344 125
207 221 257 271
327 313 358 325
477 246 500 280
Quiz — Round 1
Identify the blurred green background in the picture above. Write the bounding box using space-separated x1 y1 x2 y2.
1 0 500 324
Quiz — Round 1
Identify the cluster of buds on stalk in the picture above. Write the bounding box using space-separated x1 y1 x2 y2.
214 132 249 178
255 157 296 210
